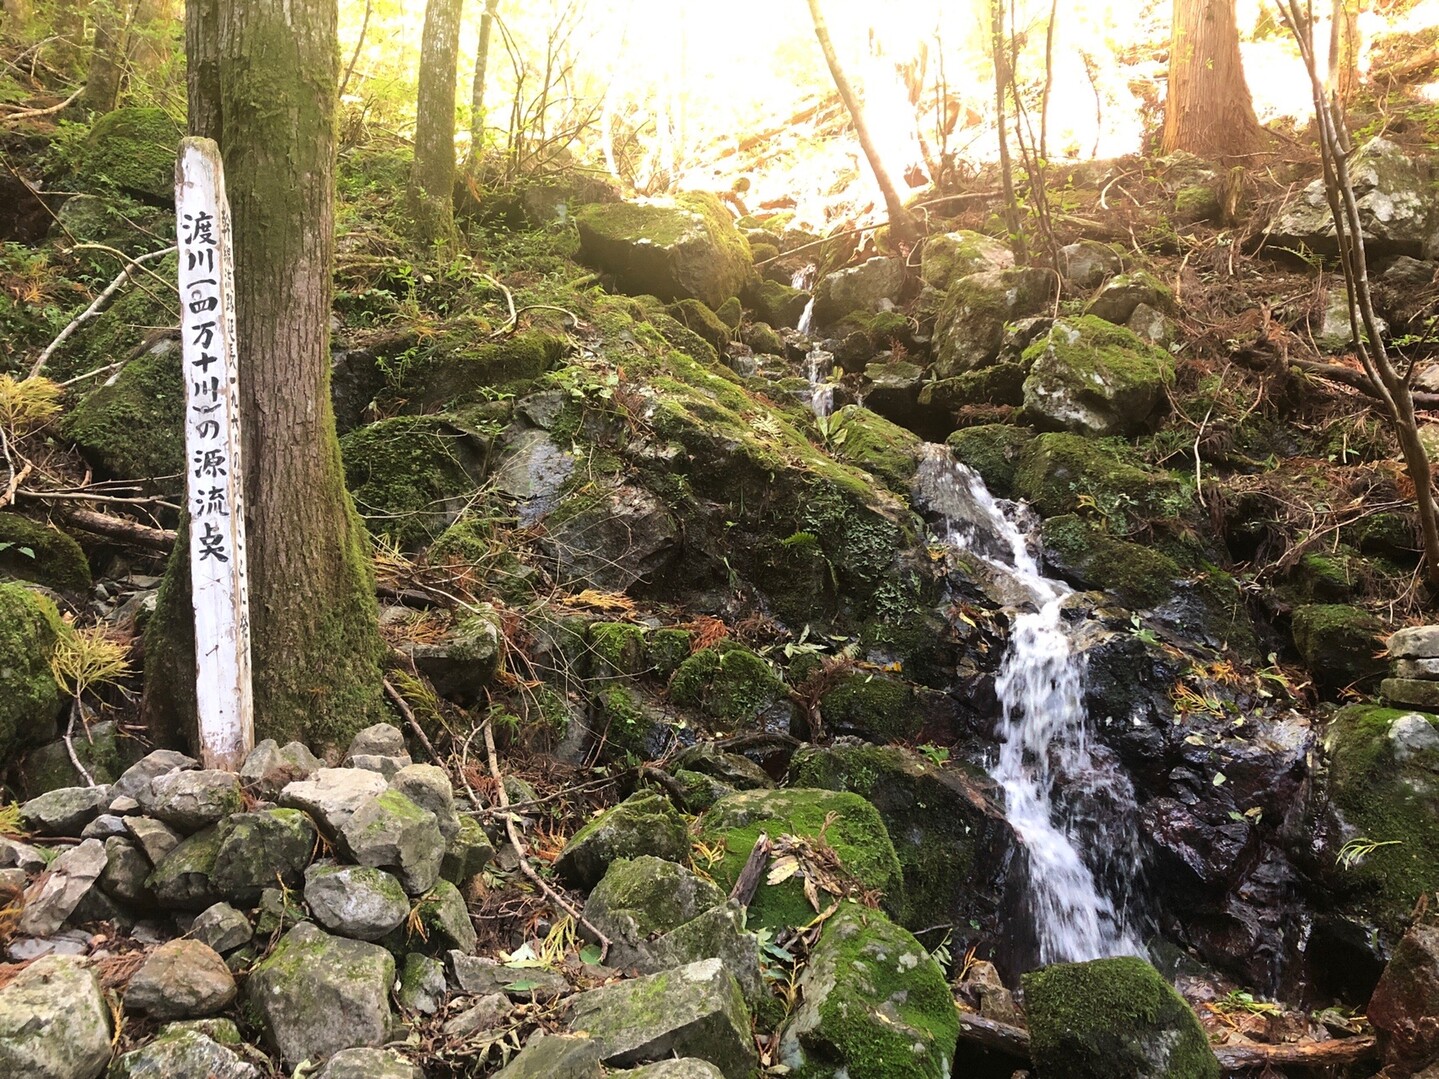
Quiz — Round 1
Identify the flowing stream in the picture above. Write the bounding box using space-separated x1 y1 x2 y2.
915 445 1146 965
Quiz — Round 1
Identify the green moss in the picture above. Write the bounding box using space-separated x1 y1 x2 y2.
1014 432 1188 527
921 363 1027 412
1291 604 1387 687
1174 184 1221 223
81 107 182 200
0 583 64 768
747 278 810 327
818 673 920 743
699 788 904 930
1324 704 1439 935
1021 315 1175 436
380 330 564 412
741 321 785 355
669 645 790 731
945 424 1035 497
668 298 731 353
589 621 649 679
1041 514 1180 608
594 683 663 760
645 628 693 679
1287 546 1368 603
340 415 484 547
715 297 744 329
1023 957 1218 1079
830 406 922 494
0 514 90 592
63 341 185 492
920 229 1011 291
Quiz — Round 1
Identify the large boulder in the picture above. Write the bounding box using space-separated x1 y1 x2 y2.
1022 956 1218 1079
80 107 182 201
933 268 1050 376
1021 316 1174 437
920 230 1013 293
0 955 112 1079
1368 922 1439 1073
812 257 905 327
210 808 317 903
698 787 904 930
0 582 65 768
554 789 689 890
778 903 958 1079
575 194 752 309
246 922 396 1065
1291 604 1388 688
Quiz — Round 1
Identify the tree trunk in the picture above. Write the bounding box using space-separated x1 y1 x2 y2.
185 0 221 140
81 0 126 114
805 0 917 247
1161 0 1264 159
468 0 498 169
408 0 463 247
147 0 386 753
1327 0 1360 106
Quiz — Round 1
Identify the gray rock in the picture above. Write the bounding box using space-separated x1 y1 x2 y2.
108 1028 257 1079
80 813 127 839
1317 285 1386 352
1390 714 1439 762
493 429 576 514
442 991 509 1037
108 795 140 813
812 257 905 327
190 902 253 953
348 753 412 779
314 1047 424 1079
346 722 407 760
1390 625 1439 659
0 955 112 1079
564 959 755 1079
398 952 447 1015
279 767 388 835
1127 302 1171 346
920 231 1013 293
441 815 495 886
1086 272 1164 325
1061 240 1123 289
934 267 1050 376
124 816 182 865
338 788 444 894
1383 677 1439 711
145 825 222 910
304 863 410 941
611 1061 726 1079
240 739 320 798
112 749 198 801
19 837 107 936
554 790 689 890
1021 317 1174 437
138 769 242 832
416 878 477 953
492 1034 603 1079
210 808 317 903
0 836 47 872
1394 657 1439 679
100 836 151 905
449 952 569 999
391 763 460 840
21 785 113 836
540 480 680 593
0 867 27 895
124 938 236 1019
247 922 396 1065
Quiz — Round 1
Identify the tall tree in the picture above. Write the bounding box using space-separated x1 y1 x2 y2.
806 0 917 246
408 0 464 246
468 0 499 170
1162 0 1265 159
146 0 385 750
81 0 126 113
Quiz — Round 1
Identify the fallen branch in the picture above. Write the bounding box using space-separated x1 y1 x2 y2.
1293 357 1439 410
729 832 771 908
30 245 177 378
477 714 612 960
637 764 691 805
1213 1035 1376 1070
62 698 96 788
0 86 82 124
0 459 33 512
382 675 438 762
48 508 175 551
956 1012 1030 1058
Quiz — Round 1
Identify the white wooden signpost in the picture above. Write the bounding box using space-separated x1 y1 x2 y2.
175 137 253 771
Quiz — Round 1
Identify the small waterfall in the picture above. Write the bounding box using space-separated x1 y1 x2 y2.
915 446 1145 966
805 345 834 418
793 265 816 336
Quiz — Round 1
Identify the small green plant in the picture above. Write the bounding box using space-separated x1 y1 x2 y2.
814 410 848 448
918 743 950 767
1337 836 1402 870
1213 989 1281 1017
50 626 131 700
1128 614 1161 648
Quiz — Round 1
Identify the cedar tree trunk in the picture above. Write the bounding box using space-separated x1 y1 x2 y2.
1162 0 1264 159
408 0 463 246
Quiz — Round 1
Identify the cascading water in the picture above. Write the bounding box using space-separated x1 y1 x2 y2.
790 265 835 418
915 445 1146 966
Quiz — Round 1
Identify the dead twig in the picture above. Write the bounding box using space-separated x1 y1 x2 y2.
0 86 82 123
383 675 438 762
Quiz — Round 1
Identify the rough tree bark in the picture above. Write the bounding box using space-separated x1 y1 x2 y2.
1161 0 1265 159
81 0 126 114
468 0 499 169
146 0 386 751
408 0 464 246
805 0 918 246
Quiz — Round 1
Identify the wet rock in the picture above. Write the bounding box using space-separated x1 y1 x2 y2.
541 480 680 591
22 785 113 836
338 788 444 894
671 744 773 790
1383 678 1439 711
210 808 317 903
398 953 447 1015
492 1034 604 1079
279 766 389 835
1368 922 1439 1073
304 863 410 941
0 955 112 1079
554 790 689 890
921 230 1014 293
109 1028 257 1079
246 922 395 1065
314 1047 424 1079
1021 316 1174 437
812 257 904 327
1024 956 1217 1079
779 903 958 1079
859 361 924 426
933 267 1050 376
744 278 810 328
19 838 107 937
239 739 320 798
190 902 253 953
124 939 236 1019
563 959 755 1079
138 769 242 832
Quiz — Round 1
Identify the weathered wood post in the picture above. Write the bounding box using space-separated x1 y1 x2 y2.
175 137 253 770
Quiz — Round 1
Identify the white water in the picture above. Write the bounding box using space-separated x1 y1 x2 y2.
805 346 834 418
915 446 1145 965
793 265 816 336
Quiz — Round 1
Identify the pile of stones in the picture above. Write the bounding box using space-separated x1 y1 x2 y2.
1383 625 1439 711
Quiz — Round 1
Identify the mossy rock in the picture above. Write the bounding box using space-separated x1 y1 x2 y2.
1291 604 1387 688
0 582 64 769
829 406 922 494
575 193 753 309
80 107 183 201
1174 184 1221 224
554 789 690 890
920 362 1027 412
945 424 1035 498
698 787 904 930
668 645 792 734
1023 956 1218 1079
1041 515 1180 609
1013 432 1187 529
63 337 185 493
715 297 744 329
340 415 488 547
22 720 137 795
740 321 784 355
645 628 693 679
1284 546 1370 604
668 299 732 354
920 229 1013 293
817 672 922 743
1323 704 1439 937
0 514 90 593
1021 316 1175 437
933 267 1050 376
744 277 810 328
592 682 670 761
380 330 564 413
589 621 650 680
